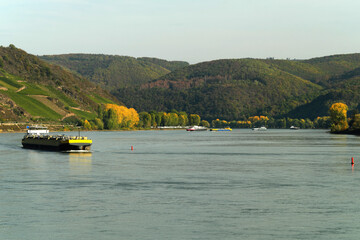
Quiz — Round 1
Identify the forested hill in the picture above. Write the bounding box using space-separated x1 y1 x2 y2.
40 54 189 90
0 45 117 122
263 54 360 86
113 54 360 120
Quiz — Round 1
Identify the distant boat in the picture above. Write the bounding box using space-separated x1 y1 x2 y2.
210 127 232 131
186 126 207 131
252 126 267 131
290 126 300 130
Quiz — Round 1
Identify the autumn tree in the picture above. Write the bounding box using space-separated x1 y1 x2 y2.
103 104 139 129
200 120 210 127
168 112 179 126
329 102 349 132
83 119 92 130
189 114 201 126
178 112 188 126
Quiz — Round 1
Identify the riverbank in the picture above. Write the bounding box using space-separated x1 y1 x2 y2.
331 129 360 136
0 123 187 133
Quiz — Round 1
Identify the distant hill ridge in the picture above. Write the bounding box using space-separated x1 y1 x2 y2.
40 54 189 90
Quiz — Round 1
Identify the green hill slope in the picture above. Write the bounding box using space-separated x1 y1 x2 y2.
40 54 189 90
265 54 360 85
113 59 323 120
0 45 117 123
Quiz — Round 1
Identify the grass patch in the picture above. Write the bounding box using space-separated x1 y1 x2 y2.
46 86 79 107
4 91 62 120
0 77 20 90
88 93 114 104
0 76 22 89
70 108 97 120
19 83 49 95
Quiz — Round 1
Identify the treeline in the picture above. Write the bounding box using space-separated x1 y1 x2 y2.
137 110 209 128
40 54 189 90
80 106 209 130
137 111 332 129
212 116 331 129
79 103 334 130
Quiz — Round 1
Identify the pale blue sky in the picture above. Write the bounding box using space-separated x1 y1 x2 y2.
1 0 360 63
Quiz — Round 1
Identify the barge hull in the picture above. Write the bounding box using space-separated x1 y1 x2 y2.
22 139 91 151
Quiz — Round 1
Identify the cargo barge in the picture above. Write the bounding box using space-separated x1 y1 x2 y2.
22 126 92 152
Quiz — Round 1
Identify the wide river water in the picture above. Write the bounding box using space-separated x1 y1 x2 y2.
1 129 360 239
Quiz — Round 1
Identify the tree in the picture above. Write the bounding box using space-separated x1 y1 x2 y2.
83 119 92 130
178 112 188 126
351 114 360 130
103 108 119 129
139 112 152 128
200 120 210 127
94 118 104 130
168 112 179 126
189 114 201 126
329 102 349 132
103 104 139 129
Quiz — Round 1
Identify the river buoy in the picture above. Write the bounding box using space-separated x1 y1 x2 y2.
352 157 354 165
131 146 133 151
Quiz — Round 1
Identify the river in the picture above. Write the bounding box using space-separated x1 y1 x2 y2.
1 129 360 239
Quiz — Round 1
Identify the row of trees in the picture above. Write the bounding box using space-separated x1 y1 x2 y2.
211 116 331 129
138 110 205 128
80 107 205 130
79 104 349 131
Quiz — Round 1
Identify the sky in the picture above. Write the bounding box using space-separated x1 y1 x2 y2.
1 0 360 63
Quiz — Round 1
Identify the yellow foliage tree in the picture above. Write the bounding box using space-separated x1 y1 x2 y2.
103 104 139 129
329 102 349 132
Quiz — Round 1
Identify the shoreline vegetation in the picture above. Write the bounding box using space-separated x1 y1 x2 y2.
329 103 360 136
1 100 357 135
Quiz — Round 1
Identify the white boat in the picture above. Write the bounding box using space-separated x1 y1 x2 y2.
186 126 207 131
252 126 267 131
290 126 300 130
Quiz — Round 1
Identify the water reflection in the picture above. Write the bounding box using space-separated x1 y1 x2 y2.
68 153 92 175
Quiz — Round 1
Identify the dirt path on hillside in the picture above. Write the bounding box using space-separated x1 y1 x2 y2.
61 113 76 121
16 86 26 92
70 106 92 113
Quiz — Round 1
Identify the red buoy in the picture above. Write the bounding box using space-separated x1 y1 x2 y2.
131 146 134 151
352 157 354 165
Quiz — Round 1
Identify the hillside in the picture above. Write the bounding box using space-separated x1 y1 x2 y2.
264 54 360 85
0 45 117 123
40 54 189 90
113 59 323 120
113 55 360 120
